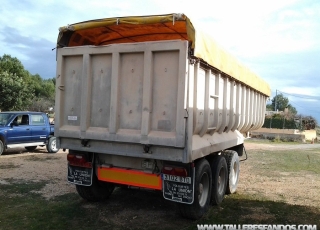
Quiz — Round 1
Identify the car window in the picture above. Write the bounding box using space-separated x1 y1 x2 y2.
31 114 45 126
0 113 13 125
15 114 29 125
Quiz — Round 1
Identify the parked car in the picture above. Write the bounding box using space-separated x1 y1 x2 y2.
0 111 58 155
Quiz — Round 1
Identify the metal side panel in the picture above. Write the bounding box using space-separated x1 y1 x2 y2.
55 40 188 148
191 130 244 161
190 63 269 137
186 61 269 162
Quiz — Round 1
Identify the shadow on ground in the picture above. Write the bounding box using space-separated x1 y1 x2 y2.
1 147 48 156
63 188 320 229
0 180 319 230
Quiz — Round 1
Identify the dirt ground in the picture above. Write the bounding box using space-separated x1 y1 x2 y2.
242 141 320 209
0 141 319 221
0 147 74 198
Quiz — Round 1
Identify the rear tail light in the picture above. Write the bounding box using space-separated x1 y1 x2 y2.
162 166 188 177
67 153 92 168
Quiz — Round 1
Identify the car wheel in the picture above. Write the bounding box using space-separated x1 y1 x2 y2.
47 136 58 153
0 140 4 155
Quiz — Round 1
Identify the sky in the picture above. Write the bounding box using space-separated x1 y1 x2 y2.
0 0 320 123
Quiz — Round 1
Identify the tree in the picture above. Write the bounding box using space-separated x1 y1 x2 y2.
299 115 318 130
29 74 55 100
0 54 29 80
28 98 54 112
266 104 273 111
0 54 56 112
269 93 297 115
0 71 34 111
27 75 55 111
0 54 36 111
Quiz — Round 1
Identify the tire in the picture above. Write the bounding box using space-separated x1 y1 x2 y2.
46 136 58 153
76 175 115 202
178 159 212 220
211 155 228 205
0 140 4 155
224 150 240 194
25 146 37 151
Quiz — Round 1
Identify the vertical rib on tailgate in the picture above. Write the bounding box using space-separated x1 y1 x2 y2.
55 40 188 149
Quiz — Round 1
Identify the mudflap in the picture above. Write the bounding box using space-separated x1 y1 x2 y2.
162 168 195 204
67 165 93 186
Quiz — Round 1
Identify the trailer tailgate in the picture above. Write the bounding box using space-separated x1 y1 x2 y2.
55 40 188 148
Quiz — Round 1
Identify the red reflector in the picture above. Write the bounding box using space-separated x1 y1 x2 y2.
162 166 187 177
67 153 92 168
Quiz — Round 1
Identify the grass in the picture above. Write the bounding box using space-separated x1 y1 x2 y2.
0 180 99 230
0 146 320 229
0 180 46 195
248 149 320 174
189 194 320 227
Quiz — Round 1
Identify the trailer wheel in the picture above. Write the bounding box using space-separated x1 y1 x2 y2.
46 136 58 153
178 159 212 220
224 150 240 194
76 176 115 202
0 140 4 155
211 155 227 205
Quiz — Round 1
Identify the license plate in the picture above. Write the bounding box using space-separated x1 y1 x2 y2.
162 171 195 204
163 174 191 184
67 165 93 186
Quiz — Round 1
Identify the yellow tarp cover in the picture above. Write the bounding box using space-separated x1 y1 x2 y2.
58 13 270 96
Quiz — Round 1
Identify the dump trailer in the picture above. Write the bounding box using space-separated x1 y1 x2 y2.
55 13 270 219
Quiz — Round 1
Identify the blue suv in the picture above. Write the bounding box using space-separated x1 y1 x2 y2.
0 111 58 155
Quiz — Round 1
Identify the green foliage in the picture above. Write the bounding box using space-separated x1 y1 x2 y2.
0 54 55 112
272 135 282 142
28 98 54 112
269 93 297 115
0 54 29 80
28 74 55 111
287 104 297 115
29 74 55 100
0 71 34 111
262 115 297 129
266 104 273 111
272 93 288 111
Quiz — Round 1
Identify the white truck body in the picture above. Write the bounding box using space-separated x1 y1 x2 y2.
55 40 267 161
55 13 270 219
